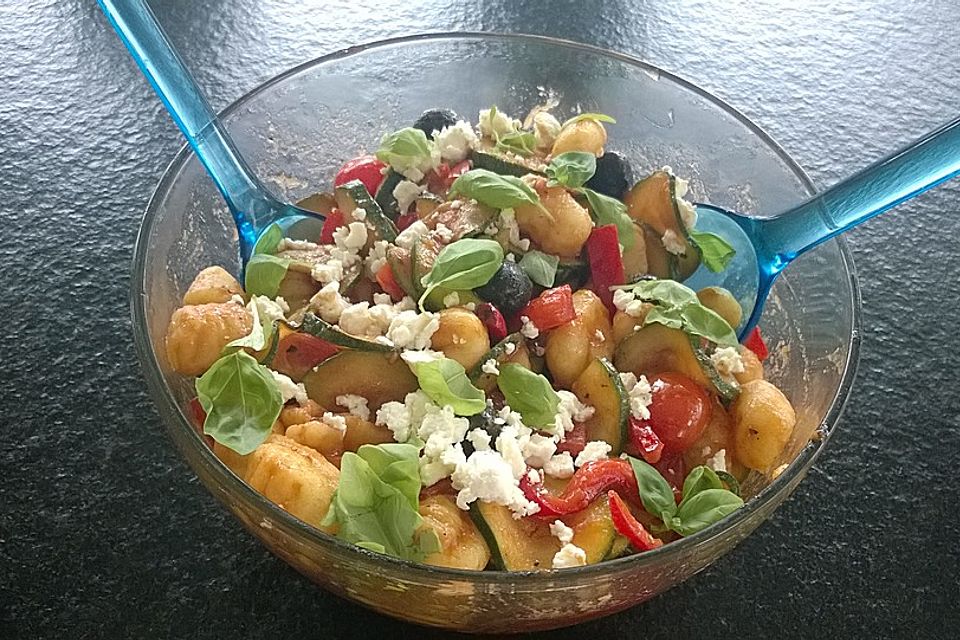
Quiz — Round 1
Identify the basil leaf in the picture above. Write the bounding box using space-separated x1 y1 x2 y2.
680 304 738 346
496 130 538 156
628 278 699 307
196 350 282 455
253 222 283 256
497 364 560 429
678 466 723 510
225 299 274 352
546 152 596 189
449 169 543 212
669 488 744 536
419 238 503 310
375 127 435 172
405 355 486 416
518 250 559 288
627 456 677 523
643 305 684 330
689 230 736 273
245 253 289 298
581 188 636 250
563 112 617 127
321 443 436 560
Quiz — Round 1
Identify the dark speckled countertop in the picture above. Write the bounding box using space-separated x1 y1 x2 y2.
2 1 959 638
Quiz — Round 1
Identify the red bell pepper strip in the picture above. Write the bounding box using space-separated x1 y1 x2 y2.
607 490 664 551
474 302 508 343
555 421 587 457
519 284 576 332
743 326 769 361
272 333 339 380
426 159 472 194
395 210 419 231
376 263 406 301
627 417 664 464
319 208 345 245
586 224 625 313
334 155 387 195
520 458 639 519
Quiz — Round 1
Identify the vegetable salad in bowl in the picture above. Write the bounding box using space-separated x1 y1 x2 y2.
164 106 797 571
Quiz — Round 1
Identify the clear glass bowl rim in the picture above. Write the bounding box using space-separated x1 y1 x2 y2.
130 31 862 582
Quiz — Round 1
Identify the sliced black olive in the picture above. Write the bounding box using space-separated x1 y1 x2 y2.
461 406 502 457
585 151 632 199
474 261 533 316
413 109 459 138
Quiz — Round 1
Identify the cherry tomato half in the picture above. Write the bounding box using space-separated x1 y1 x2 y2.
334 155 387 195
645 372 712 454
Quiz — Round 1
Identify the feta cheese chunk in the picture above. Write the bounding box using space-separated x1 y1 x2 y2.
619 372 653 421
434 120 478 163
549 390 595 438
519 315 539 339
392 179 424 215
481 358 500 376
575 440 612 467
533 111 562 149
320 412 347 432
386 310 440 350
705 448 728 473
543 452 575 479
466 428 492 452
612 288 648 318
549 520 575 544
662 229 686 255
478 107 518 139
395 220 430 250
270 370 308 405
333 221 369 252
552 543 587 569
450 450 540 517
521 433 557 468
336 394 370 422
309 281 350 323
710 346 745 376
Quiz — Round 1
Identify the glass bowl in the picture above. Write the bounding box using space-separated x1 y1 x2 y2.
131 33 861 633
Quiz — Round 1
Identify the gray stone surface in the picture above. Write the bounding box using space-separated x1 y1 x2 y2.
2 1 958 638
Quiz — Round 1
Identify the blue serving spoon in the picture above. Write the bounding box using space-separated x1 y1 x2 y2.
686 115 960 338
99 0 326 271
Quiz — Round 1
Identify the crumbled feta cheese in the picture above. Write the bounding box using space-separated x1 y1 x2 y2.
504 342 517 355
333 221 368 252
619 372 653 421
575 440 612 467
434 120 478 163
672 174 699 229
543 452 575 479
376 390 433 443
550 390 595 437
521 433 557 468
395 220 430 250
386 310 439 350
705 448 728 473
495 427 528 479
251 295 287 324
309 281 350 323
351 207 367 222
506 252 516 262
270 370 308 405
711 346 745 376
466 428 492 452
496 405 526 430
481 358 500 376
442 292 460 308
336 394 370 422
311 259 344 285
498 209 527 252
478 107 518 139
549 520 574 544
418 404 471 485
533 111 562 149
400 349 443 366
364 239 390 278
393 179 424 215
338 302 381 338
520 315 539 339
552 543 587 569
450 450 540 517
230 293 246 306
612 288 648 318
526 468 543 485
662 229 686 255
372 292 393 306
434 223 454 243
277 238 321 252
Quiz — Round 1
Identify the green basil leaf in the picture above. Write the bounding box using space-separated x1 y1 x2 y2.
225 299 274 352
627 456 677 523
405 355 486 416
669 488 744 536
680 304 738 346
321 443 433 560
627 279 699 307
253 222 283 256
449 169 543 212
497 364 560 428
419 238 503 310
581 188 636 250
496 130 538 156
563 112 617 127
643 305 684 330
546 151 596 189
244 253 290 298
518 250 559 287
689 230 736 273
196 351 282 455
375 127 435 173
678 466 724 510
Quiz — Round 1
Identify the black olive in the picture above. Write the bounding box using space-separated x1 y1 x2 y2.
413 108 459 138
461 406 502 457
585 151 632 199
474 261 533 316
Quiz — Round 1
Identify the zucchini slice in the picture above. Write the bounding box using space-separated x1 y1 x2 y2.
554 258 590 290
467 332 530 392
470 147 547 178
301 350 418 410
470 496 616 571
297 191 337 215
335 179 399 243
373 169 405 220
415 193 444 219
386 246 417 298
421 199 498 240
412 234 442 298
275 244 362 302
571 358 629 454
419 495 491 571
624 171 700 280
620 222 648 281
613 323 739 403
298 312 395 352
